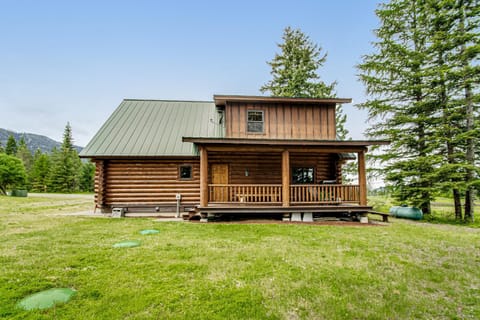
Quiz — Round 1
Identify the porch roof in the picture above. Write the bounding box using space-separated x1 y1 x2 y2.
182 137 389 154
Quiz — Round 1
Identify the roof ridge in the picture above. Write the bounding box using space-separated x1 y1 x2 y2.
123 98 214 103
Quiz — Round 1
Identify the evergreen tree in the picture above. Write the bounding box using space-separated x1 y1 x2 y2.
456 0 479 222
16 136 34 190
48 123 82 192
0 142 4 154
358 0 479 218
426 0 465 219
357 0 438 214
261 26 349 138
5 135 17 156
79 162 95 192
47 147 60 191
30 149 51 192
62 122 74 151
261 27 335 98
16 136 34 173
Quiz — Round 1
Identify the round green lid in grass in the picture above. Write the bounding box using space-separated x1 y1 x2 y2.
17 288 76 310
113 240 141 248
139 229 160 235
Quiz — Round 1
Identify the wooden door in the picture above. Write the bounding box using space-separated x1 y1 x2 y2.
211 164 229 202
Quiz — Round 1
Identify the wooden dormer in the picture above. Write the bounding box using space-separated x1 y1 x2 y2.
214 95 352 140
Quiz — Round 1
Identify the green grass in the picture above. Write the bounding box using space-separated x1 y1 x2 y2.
1 194 480 319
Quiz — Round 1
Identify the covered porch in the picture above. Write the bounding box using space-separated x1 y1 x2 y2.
183 138 388 215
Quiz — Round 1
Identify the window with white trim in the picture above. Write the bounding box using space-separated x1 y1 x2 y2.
247 110 264 133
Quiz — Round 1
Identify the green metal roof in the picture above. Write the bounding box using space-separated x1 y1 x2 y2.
80 99 220 157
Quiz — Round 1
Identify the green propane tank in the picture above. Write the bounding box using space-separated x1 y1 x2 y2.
389 206 423 220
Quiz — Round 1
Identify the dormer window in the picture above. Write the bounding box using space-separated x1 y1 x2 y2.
247 110 264 133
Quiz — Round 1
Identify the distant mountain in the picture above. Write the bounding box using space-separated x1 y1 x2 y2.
0 128 83 154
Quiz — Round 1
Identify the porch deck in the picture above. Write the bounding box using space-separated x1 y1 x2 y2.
198 204 373 215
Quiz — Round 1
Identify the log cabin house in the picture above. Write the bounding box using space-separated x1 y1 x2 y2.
80 95 388 220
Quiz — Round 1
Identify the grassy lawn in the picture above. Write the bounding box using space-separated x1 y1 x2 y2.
1 194 479 319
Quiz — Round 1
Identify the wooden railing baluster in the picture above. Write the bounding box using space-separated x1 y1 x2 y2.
207 184 360 205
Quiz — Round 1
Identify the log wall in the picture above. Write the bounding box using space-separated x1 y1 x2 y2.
94 159 200 207
225 102 336 140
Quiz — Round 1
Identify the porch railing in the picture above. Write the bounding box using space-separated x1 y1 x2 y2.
208 184 360 204
290 184 360 204
208 184 282 203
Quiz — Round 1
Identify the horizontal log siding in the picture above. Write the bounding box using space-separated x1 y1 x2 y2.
96 159 200 206
93 160 106 207
209 152 281 184
208 152 338 184
225 102 336 140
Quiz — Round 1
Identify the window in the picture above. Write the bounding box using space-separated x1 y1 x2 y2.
247 110 264 133
292 167 314 184
179 165 192 180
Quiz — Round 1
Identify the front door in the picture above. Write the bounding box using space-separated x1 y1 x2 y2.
211 164 229 202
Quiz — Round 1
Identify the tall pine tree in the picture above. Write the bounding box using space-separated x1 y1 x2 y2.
16 136 33 172
261 26 349 138
15 136 34 190
30 149 51 192
456 0 479 221
5 135 17 156
48 123 82 192
358 0 479 218
358 0 437 214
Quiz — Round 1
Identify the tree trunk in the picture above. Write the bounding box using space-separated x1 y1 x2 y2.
447 141 463 220
421 193 431 215
464 190 474 222
453 189 462 220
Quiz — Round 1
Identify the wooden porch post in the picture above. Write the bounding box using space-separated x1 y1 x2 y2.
200 146 208 207
282 150 290 207
358 149 367 206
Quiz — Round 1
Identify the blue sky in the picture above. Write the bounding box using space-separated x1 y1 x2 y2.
1 0 381 146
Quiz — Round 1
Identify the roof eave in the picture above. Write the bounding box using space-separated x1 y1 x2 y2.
213 95 352 106
79 154 199 159
182 137 390 147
